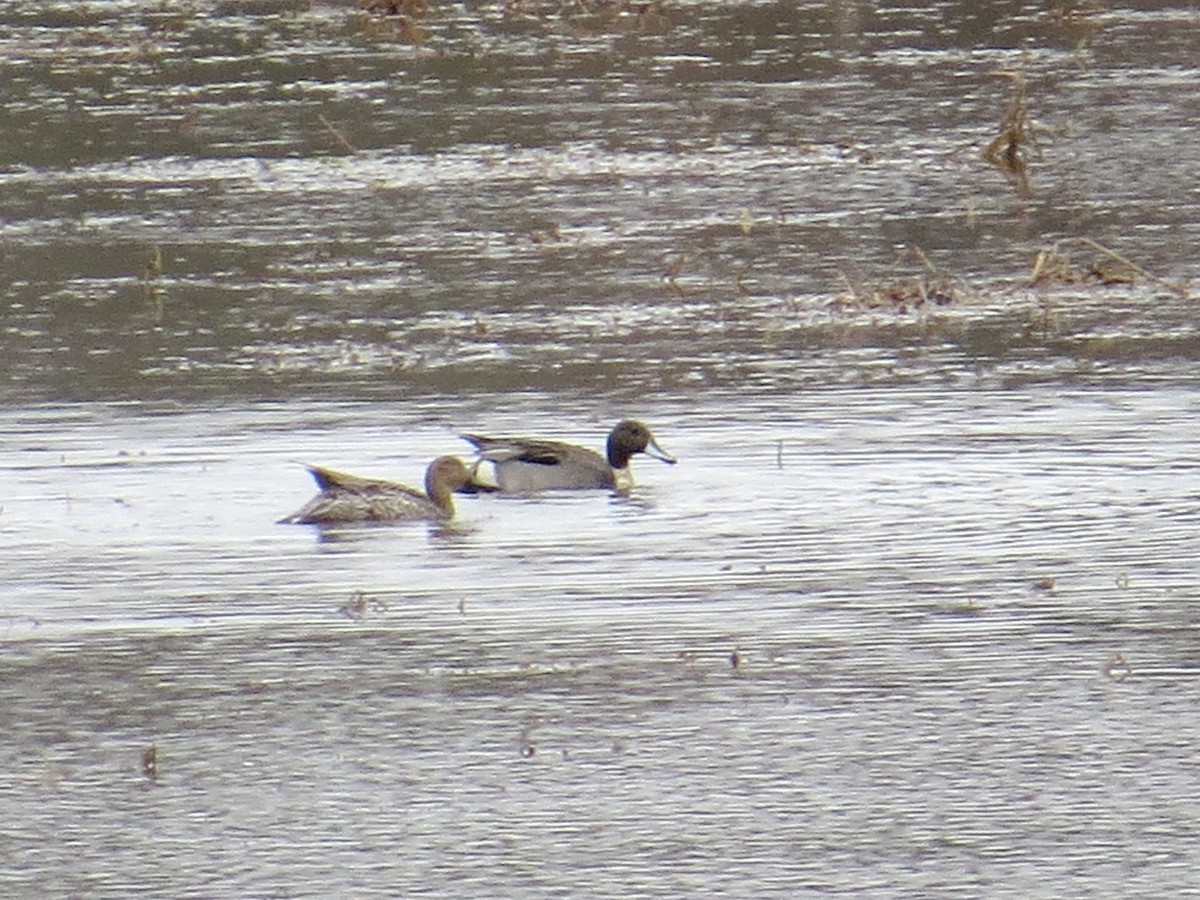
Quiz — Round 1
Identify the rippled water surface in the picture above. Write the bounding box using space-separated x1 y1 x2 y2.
3 1 1200 897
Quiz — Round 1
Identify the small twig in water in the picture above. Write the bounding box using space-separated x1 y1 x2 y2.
142 744 158 782
318 113 358 155
142 245 164 321
1104 652 1131 682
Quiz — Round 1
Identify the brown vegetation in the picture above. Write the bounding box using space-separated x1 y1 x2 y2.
1030 238 1189 298
982 72 1039 196
834 246 971 314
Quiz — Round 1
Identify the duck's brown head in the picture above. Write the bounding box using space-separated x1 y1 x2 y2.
425 456 473 512
607 420 677 470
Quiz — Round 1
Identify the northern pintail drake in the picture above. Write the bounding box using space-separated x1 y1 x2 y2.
281 456 472 525
460 419 676 492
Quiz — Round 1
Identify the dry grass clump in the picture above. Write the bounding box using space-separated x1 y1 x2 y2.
354 0 670 40
1044 1 1108 48
834 247 972 314
501 0 668 21
1030 238 1190 297
354 0 433 44
359 0 429 13
827 238 1190 324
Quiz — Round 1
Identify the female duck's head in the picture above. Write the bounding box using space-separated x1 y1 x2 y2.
425 456 473 511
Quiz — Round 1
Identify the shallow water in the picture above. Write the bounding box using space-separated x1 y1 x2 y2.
3 1 1200 897
5 388 1200 897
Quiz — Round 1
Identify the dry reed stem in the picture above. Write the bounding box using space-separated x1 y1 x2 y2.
317 113 358 155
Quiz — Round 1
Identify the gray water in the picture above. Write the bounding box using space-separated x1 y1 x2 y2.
3 2 1200 897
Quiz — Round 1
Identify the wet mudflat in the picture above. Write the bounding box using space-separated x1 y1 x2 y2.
3 2 1200 897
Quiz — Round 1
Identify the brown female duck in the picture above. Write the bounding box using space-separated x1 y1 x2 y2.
281 456 472 525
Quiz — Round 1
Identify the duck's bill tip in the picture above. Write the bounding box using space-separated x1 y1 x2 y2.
645 441 677 465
